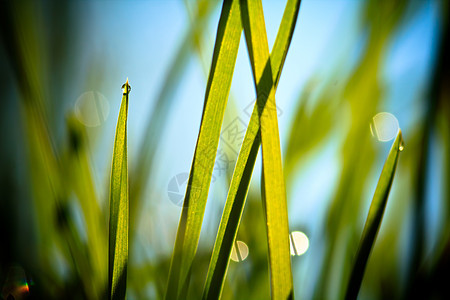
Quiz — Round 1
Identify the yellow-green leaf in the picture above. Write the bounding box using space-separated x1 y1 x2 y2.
345 130 404 300
109 79 130 300
164 1 243 299
241 0 294 298
202 0 300 298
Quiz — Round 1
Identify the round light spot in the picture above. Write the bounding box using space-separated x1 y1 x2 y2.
75 91 109 127
230 241 249 262
370 112 399 142
289 231 309 256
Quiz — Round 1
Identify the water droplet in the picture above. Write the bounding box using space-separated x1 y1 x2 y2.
230 240 249 262
399 140 405 152
370 112 399 142
289 231 309 256
122 83 131 94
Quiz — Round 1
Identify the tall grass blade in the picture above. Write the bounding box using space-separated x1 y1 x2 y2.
202 0 300 298
164 0 243 298
109 79 130 300
345 130 404 300
241 0 294 298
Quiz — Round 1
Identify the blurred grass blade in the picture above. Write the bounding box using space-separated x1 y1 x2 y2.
202 0 300 298
241 0 294 298
65 115 107 295
313 3 410 298
164 0 243 299
0 1 78 289
284 83 335 181
109 79 130 300
345 130 404 300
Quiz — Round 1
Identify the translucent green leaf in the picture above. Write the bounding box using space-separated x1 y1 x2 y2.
202 0 300 298
240 0 295 298
345 130 404 300
164 1 243 298
109 79 130 300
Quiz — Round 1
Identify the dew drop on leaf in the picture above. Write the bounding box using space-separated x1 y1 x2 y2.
121 83 131 94
399 140 404 152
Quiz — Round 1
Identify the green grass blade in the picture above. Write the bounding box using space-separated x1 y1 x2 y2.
345 130 404 300
241 0 295 298
202 0 300 298
269 0 302 89
202 125 260 300
164 1 243 299
109 79 130 300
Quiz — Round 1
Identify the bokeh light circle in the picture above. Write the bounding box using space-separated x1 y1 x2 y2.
230 241 249 262
75 91 109 127
289 231 309 256
370 112 399 142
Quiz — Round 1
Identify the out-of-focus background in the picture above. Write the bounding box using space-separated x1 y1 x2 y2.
0 0 449 299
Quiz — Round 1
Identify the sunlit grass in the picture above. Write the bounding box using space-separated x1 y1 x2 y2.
108 79 130 300
345 130 403 300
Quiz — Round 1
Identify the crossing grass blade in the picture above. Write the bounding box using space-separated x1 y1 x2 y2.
240 0 295 298
344 130 404 300
202 0 301 298
109 79 130 300
164 0 243 299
